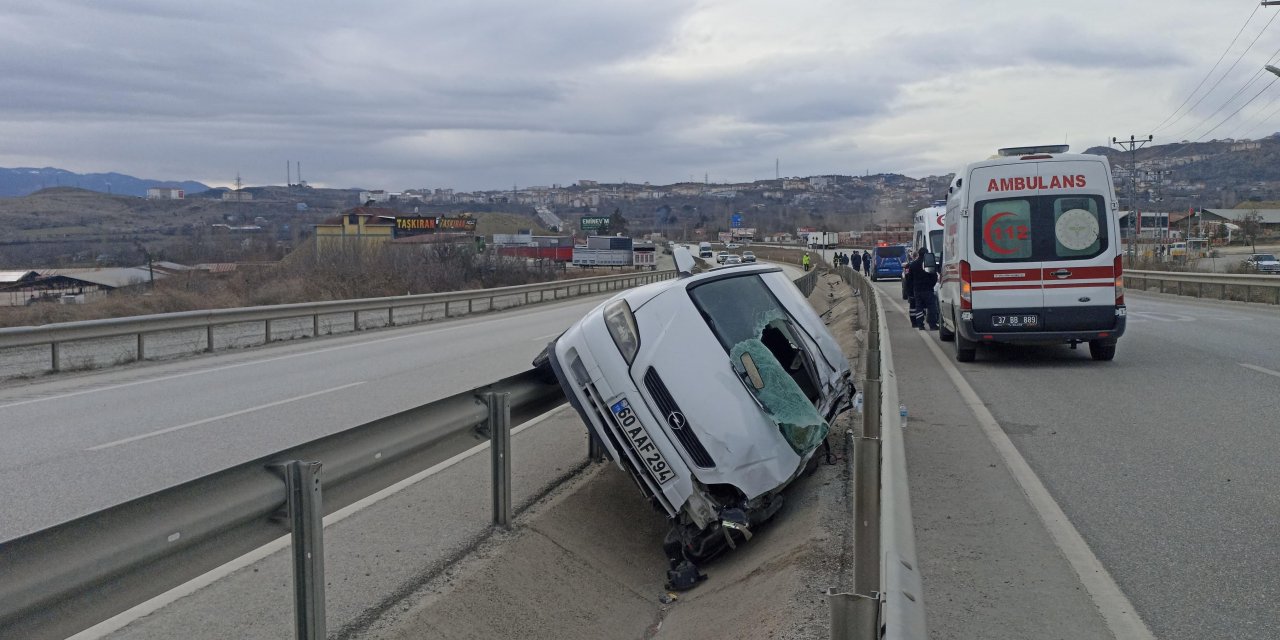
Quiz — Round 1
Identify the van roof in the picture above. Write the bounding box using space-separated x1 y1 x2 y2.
967 152 1108 171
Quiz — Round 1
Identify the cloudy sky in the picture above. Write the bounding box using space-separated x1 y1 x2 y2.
3 0 1280 191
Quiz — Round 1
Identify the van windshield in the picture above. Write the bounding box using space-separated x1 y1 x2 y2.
974 194 1108 263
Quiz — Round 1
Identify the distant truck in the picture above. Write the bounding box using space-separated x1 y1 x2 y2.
807 232 839 249
573 235 635 267
698 241 713 258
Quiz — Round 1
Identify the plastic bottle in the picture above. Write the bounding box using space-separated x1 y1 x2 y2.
852 391 864 413
899 403 908 418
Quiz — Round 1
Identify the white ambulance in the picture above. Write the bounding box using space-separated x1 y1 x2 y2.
913 200 947 259
936 145 1126 362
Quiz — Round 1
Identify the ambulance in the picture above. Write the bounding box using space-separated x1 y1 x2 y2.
913 200 947 259
936 145 1126 362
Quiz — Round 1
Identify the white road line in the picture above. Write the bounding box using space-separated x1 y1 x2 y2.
879 286 1156 640
66 403 573 640
86 382 367 451
0 297 606 410
1240 363 1280 378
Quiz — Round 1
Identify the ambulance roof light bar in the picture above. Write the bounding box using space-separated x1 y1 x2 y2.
997 144 1070 157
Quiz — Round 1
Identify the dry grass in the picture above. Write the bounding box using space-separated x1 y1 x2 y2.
0 243 566 328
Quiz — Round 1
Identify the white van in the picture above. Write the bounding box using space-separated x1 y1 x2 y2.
698 241 713 259
913 200 947 259
937 145 1126 362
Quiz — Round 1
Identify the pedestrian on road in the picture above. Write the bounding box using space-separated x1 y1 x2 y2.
903 250 918 324
907 251 940 330
802 253 812 272
862 250 871 276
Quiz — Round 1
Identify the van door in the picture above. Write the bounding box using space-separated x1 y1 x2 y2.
968 176 1043 333
1039 192 1116 331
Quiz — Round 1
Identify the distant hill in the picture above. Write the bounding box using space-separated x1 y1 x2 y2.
0 167 209 198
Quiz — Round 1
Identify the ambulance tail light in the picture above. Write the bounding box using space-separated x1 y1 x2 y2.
960 260 972 309
1113 255 1125 305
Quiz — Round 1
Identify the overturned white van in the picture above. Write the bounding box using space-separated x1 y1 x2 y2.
936 146 1127 362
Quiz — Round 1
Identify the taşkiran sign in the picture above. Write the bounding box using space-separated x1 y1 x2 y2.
394 216 477 236
580 216 610 231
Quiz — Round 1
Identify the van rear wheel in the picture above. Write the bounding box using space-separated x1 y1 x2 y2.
939 317 955 342
954 315 976 362
1089 340 1117 361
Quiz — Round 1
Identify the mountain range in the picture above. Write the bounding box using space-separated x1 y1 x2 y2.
0 167 209 198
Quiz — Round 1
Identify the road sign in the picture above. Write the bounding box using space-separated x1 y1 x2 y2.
731 213 742 228
580 215 610 232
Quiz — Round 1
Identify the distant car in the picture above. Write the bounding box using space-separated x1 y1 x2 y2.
725 254 743 264
535 248 854 590
726 243 741 249
1242 253 1280 273
716 251 730 264
742 251 756 263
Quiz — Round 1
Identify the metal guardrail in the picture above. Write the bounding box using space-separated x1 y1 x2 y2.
794 268 819 296
0 265 865 639
1125 269 1280 304
0 369 566 640
828 265 927 640
0 270 674 373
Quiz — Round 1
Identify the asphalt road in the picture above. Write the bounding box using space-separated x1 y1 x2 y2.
878 282 1280 639
0 294 617 541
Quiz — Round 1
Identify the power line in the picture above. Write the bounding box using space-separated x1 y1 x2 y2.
1158 4 1279 135
1153 2 1261 132
1172 66 1268 140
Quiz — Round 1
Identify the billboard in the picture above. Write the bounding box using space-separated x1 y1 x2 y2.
580 215 610 231
394 216 477 237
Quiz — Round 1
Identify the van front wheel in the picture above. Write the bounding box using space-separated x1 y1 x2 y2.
1089 340 1117 361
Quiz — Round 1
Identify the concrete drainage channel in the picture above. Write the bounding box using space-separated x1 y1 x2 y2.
359 269 870 639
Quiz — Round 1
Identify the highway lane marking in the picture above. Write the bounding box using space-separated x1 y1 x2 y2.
86 382 367 451
1240 363 1280 378
66 402 573 640
878 286 1157 640
0 296 611 411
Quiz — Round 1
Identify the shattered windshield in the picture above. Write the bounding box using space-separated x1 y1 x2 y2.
687 274 828 453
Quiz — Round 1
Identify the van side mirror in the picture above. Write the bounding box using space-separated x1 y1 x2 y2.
922 252 937 268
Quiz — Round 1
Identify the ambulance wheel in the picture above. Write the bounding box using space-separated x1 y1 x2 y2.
938 318 955 342
954 318 976 362
1088 340 1116 361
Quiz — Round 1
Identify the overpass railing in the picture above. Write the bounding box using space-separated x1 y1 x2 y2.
828 265 927 640
0 270 675 373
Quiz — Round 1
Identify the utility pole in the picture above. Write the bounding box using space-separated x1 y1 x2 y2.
1112 135 1153 265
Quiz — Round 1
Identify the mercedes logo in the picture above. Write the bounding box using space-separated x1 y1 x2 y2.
667 411 687 430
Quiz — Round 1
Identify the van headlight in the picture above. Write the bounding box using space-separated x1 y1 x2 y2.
603 300 640 365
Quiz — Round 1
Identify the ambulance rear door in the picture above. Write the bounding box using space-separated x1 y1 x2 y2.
1035 159 1118 332
967 165 1044 332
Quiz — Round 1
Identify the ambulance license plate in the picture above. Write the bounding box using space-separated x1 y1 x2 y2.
611 398 676 485
991 314 1040 328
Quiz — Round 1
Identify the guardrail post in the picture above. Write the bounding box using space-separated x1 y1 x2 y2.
588 432 606 462
136 333 145 362
489 295 495 311
265 319 273 343
207 325 215 352
388 307 394 326
51 342 61 372
313 315 320 338
827 588 879 640
444 302 451 318
487 392 512 529
277 460 326 640
852 433 882 595
354 310 361 330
